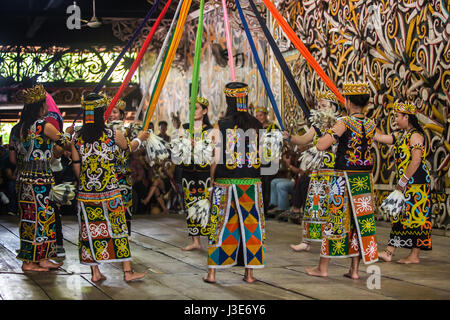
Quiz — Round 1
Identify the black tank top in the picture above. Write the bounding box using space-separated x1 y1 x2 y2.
215 118 261 179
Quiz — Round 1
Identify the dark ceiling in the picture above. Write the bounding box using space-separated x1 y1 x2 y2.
0 0 192 49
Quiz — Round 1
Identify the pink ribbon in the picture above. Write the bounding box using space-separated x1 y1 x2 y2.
222 0 236 81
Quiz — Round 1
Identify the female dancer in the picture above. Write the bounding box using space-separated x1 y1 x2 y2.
284 90 340 252
16 85 70 271
374 101 431 263
204 82 264 284
71 92 149 282
180 96 213 251
305 82 379 280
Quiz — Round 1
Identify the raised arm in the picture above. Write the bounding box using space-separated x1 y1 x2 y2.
374 128 395 145
284 127 316 146
316 120 346 151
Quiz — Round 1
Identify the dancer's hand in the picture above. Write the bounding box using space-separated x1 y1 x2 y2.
138 131 150 141
282 131 290 140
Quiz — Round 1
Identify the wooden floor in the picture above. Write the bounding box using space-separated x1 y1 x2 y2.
0 213 449 300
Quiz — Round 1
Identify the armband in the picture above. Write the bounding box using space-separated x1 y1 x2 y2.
326 129 339 142
132 138 142 150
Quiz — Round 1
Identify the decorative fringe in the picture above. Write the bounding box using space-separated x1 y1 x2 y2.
107 120 125 132
299 146 325 171
262 130 283 162
308 107 339 131
170 134 213 166
187 198 210 228
193 137 214 166
170 135 191 164
144 129 170 166
50 182 76 206
380 190 406 219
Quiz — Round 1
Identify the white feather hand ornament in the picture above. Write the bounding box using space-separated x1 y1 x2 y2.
380 190 406 219
144 130 170 166
170 135 191 164
50 182 76 205
187 198 211 228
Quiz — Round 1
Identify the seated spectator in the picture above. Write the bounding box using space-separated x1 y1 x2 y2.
266 148 300 218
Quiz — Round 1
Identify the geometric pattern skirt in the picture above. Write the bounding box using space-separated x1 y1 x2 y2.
17 182 57 262
207 178 265 269
320 171 378 264
388 183 432 250
303 169 334 242
77 190 131 265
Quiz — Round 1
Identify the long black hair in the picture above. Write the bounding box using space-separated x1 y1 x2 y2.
80 93 106 143
407 114 425 136
20 100 45 137
200 103 212 128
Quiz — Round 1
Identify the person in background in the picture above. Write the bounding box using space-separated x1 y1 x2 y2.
158 120 171 143
255 106 281 220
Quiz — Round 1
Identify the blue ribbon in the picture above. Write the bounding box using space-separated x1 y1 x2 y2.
247 0 321 136
234 0 284 131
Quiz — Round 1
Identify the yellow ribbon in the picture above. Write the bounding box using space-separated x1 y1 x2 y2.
143 0 193 130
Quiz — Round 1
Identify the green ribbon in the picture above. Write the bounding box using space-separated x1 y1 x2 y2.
188 0 205 138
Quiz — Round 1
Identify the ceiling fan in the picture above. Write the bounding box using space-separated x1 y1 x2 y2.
81 0 102 28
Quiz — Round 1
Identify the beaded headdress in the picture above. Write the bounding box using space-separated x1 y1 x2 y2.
224 82 250 112
196 96 209 108
23 84 47 105
81 93 107 124
106 97 126 112
393 101 416 115
315 89 339 104
342 81 371 96
255 106 268 113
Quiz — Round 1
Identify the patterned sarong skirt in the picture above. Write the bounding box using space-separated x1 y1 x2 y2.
207 178 265 269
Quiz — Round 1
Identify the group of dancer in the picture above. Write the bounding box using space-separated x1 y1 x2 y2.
7 79 432 285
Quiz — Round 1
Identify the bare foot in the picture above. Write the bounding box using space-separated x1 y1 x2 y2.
124 270 147 282
39 260 63 269
243 276 257 283
378 250 393 262
203 276 216 284
182 243 202 251
397 257 420 264
343 272 360 280
290 243 310 252
305 266 327 277
92 273 107 282
22 262 49 272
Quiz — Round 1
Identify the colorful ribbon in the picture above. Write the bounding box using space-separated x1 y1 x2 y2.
234 0 284 131
247 0 321 135
143 0 193 131
261 0 345 105
221 0 236 81
134 0 183 122
93 0 161 94
104 0 173 120
142 26 176 129
72 0 162 125
188 0 206 137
